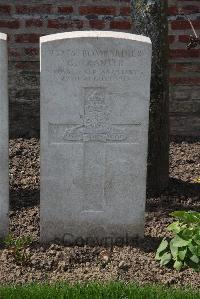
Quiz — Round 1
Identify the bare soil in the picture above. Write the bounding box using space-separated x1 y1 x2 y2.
0 138 199 287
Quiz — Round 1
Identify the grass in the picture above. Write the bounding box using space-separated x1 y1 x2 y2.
0 282 199 299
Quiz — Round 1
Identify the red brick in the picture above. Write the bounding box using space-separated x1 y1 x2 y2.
171 20 200 30
169 77 200 85
110 20 132 30
169 63 179 71
48 20 83 29
89 20 106 29
167 5 199 15
170 63 200 73
120 7 131 16
16 5 52 14
170 49 200 59
57 6 74 14
79 6 116 15
0 5 11 14
178 35 191 43
167 7 178 15
8 48 21 58
181 5 199 14
15 34 40 43
168 35 175 44
24 47 39 57
26 19 43 28
15 62 38 71
0 20 20 29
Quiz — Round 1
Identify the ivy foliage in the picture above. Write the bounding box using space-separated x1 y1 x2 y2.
155 211 200 271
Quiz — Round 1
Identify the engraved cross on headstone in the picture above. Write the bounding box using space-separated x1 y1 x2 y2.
49 87 141 212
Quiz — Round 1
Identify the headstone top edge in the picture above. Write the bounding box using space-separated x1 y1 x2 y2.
0 33 7 41
40 31 151 45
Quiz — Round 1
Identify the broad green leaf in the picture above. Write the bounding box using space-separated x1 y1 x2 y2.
155 252 160 260
167 221 181 234
170 235 189 248
190 255 199 264
181 228 194 240
155 251 163 261
169 240 178 259
160 252 172 266
178 247 187 261
186 211 200 223
188 244 199 256
185 259 200 271
155 239 169 261
170 211 188 221
170 211 200 224
157 210 200 271
173 260 183 271
156 238 168 255
193 233 200 246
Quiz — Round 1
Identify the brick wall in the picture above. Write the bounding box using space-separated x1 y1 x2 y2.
0 0 199 137
0 0 132 137
168 0 200 136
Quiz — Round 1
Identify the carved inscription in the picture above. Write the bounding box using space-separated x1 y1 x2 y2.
48 48 149 58
49 46 149 82
54 66 145 82
63 88 127 142
48 87 142 144
48 87 142 211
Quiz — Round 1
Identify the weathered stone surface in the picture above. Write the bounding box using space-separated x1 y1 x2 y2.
0 33 9 239
40 31 152 244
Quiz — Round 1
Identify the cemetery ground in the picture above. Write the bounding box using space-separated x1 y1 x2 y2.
0 137 199 288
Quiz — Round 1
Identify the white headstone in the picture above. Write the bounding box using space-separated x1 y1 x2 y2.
0 33 8 239
40 31 152 244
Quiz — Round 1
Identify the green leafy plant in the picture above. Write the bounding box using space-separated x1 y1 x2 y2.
4 234 32 265
155 211 200 271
